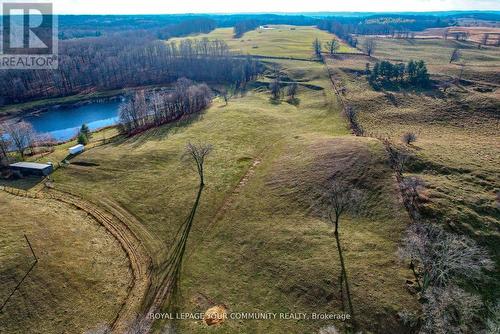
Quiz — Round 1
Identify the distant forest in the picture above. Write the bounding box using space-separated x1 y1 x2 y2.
54 12 499 40
0 34 261 104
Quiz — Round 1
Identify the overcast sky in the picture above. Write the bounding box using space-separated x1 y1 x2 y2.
43 0 500 14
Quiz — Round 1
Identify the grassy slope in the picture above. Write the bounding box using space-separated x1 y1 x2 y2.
50 55 417 332
0 193 131 333
2 27 418 333
327 43 500 301
170 25 356 59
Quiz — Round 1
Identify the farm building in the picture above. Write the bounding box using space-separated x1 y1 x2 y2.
69 144 85 155
9 162 53 177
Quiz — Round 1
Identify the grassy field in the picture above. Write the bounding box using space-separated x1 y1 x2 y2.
0 192 131 333
170 25 357 59
417 26 500 45
1 26 419 333
326 42 499 302
356 36 500 84
42 55 417 333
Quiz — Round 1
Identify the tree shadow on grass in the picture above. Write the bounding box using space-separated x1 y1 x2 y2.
269 97 282 105
136 180 205 333
335 232 357 332
286 97 301 106
137 143 211 333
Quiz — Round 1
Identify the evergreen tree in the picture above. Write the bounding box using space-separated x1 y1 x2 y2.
80 124 91 140
77 132 88 145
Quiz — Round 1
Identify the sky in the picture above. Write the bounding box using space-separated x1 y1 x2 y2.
29 0 500 14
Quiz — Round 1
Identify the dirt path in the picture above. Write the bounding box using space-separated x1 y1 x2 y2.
210 158 262 227
0 186 153 334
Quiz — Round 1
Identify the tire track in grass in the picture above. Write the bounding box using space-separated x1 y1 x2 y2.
1 186 153 334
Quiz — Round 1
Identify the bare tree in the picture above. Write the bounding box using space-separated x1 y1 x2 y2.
399 223 493 332
119 80 213 135
325 39 340 55
269 79 282 100
485 302 500 334
3 122 36 160
399 223 493 290
421 285 482 334
362 38 377 57
323 181 362 235
184 142 213 187
449 47 462 63
287 82 298 100
312 38 322 59
458 60 467 81
344 106 364 136
220 88 229 106
443 28 449 40
0 127 10 164
402 132 417 145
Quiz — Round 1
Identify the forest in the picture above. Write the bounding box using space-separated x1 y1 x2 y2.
118 79 213 135
0 34 261 105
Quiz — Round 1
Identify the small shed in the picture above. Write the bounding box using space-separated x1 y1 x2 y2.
9 162 53 177
69 144 85 155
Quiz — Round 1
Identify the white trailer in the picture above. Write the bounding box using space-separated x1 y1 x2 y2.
68 144 85 155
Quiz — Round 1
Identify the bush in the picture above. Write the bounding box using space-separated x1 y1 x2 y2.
402 132 417 145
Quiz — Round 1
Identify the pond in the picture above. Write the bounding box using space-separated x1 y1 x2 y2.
24 100 121 142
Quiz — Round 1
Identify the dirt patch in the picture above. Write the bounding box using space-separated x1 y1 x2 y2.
204 305 227 326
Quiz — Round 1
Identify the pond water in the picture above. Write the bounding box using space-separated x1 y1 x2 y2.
24 100 121 142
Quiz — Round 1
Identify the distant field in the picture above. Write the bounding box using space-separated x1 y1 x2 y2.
0 192 131 333
171 25 358 59
357 36 500 84
418 26 500 45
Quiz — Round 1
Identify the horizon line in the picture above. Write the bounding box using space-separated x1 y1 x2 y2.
49 10 500 16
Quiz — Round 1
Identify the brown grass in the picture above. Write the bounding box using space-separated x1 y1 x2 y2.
0 192 132 334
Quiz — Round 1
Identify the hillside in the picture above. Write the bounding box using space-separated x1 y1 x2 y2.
1 16 498 334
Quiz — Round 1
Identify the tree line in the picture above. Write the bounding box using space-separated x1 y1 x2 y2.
367 60 430 88
156 18 217 40
318 15 448 37
317 15 450 48
0 33 262 105
233 20 260 38
119 79 212 135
